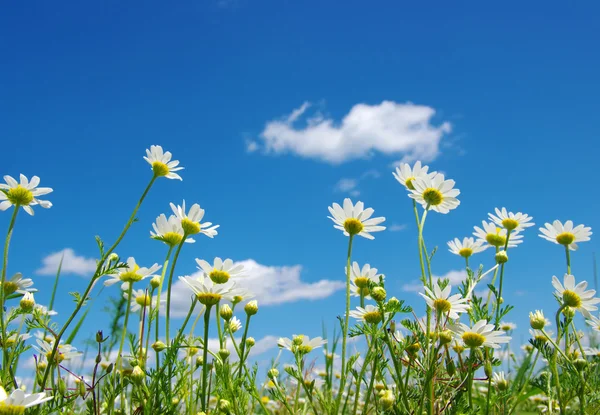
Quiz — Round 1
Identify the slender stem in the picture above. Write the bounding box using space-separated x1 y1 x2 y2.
467 349 475 409
166 237 187 345
201 304 213 412
494 230 512 325
117 285 133 373
154 246 173 369
565 246 571 275
237 314 252 379
215 302 224 348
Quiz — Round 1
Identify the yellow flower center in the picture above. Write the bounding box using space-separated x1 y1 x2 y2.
433 299 452 314
486 229 506 247
151 161 170 177
232 295 243 303
556 232 575 246
535 335 547 343
343 218 364 235
297 345 313 354
292 336 304 346
422 188 443 206
356 286 370 297
501 218 519 231
157 232 183 247
462 332 485 348
500 324 513 331
135 294 152 307
562 289 582 308
452 343 465 354
363 310 382 325
261 396 270 404
354 277 370 288
46 351 65 364
458 248 473 258
196 292 222 306
7 185 34 206
0 404 26 415
188 347 199 356
209 270 230 284
407 343 421 355
405 177 416 190
181 218 201 235
2 282 19 295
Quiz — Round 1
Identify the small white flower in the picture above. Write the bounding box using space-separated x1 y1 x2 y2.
392 161 435 191
35 339 82 363
586 314 600 332
409 173 460 214
150 214 195 246
277 335 326 354
170 201 219 237
539 220 592 251
447 237 485 259
552 274 600 318
0 174 53 215
104 257 161 290
179 274 235 306
126 289 163 312
492 371 509 389
2 273 36 296
499 322 517 331
0 386 52 408
583 347 600 357
196 257 244 285
488 208 534 232
229 316 242 333
473 221 523 249
451 319 511 349
349 304 384 324
328 198 385 240
420 283 470 320
144 145 184 180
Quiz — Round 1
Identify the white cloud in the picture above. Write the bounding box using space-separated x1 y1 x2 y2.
334 178 358 194
402 270 468 293
36 248 97 277
168 259 344 317
389 223 407 232
246 140 259 153
257 101 451 164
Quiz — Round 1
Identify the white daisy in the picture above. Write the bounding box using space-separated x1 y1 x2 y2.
277 335 326 354
392 161 435 191
178 274 235 306
126 289 164 312
35 339 82 363
584 347 600 357
586 315 600 332
351 262 382 288
473 221 523 249
350 280 372 299
420 283 470 320
0 386 52 409
328 198 385 240
409 173 460 214
229 316 242 333
104 257 161 290
529 329 552 342
447 237 485 259
228 287 255 304
2 273 36 296
170 201 219 237
492 371 509 389
451 319 511 349
499 322 517 332
488 207 534 232
196 257 244 285
349 304 384 325
0 174 52 215
552 274 600 318
4 333 31 348
150 214 195 247
144 145 184 180
539 220 592 251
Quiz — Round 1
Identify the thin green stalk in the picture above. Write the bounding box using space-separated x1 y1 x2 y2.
165 237 187 344
215 302 224 348
154 246 173 369
565 246 571 275
201 304 213 412
467 349 475 409
236 314 252 379
494 230 512 325
116 285 134 375
508 350 540 414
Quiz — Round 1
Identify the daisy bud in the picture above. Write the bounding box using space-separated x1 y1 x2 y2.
218 399 232 412
388 297 400 308
19 292 35 312
245 300 259 316
529 310 546 330
495 251 508 264
574 358 587 371
150 276 161 289
407 342 420 356
452 343 465 354
371 287 386 302
246 337 255 348
37 361 47 372
446 358 456 376
562 306 576 319
219 348 230 360
220 304 233 320
77 379 86 397
379 390 395 410
484 361 493 378
152 341 167 352
108 253 119 263
172 397 180 405
438 330 453 346
58 378 67 395
196 356 203 367
268 368 279 379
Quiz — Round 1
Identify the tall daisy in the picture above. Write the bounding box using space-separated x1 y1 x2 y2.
2 273 36 296
150 214 195 247
539 220 592 251
178 275 235 306
489 208 534 232
393 161 435 191
127 289 164 312
35 339 82 363
328 199 385 240
420 283 470 320
144 145 184 180
447 237 485 259
0 386 52 410
451 319 511 349
473 221 523 250
104 257 161 290
349 304 384 325
409 173 460 214
170 201 219 237
351 262 382 289
552 274 600 318
0 174 53 215
278 335 326 354
196 257 244 285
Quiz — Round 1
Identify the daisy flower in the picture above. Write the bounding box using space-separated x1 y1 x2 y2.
3 333 31 348
552 274 600 318
349 304 383 325
499 322 517 332
492 371 509 390
150 214 195 247
0 386 52 409
35 339 82 364
170 201 219 237
178 275 235 306
489 208 534 232
473 221 523 249
350 280 371 298
409 173 460 214
392 161 435 191
278 335 326 354
229 316 242 333
351 262 382 288
539 220 592 251
447 237 485 259
196 257 244 285
126 289 164 312
104 257 161 290
451 319 511 349
584 347 600 358
144 145 184 180
420 283 470 320
328 198 385 240
586 314 600 332
2 273 36 296
529 329 551 343
0 174 52 215
228 287 255 305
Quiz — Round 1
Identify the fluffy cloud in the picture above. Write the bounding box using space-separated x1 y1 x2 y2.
168 259 344 317
256 101 451 164
36 248 97 277
334 178 360 196
402 270 468 293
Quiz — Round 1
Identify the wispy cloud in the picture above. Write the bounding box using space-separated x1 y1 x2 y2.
36 248 97 277
389 223 407 232
254 101 451 164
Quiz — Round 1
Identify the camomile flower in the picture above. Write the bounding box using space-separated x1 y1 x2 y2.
584 347 600 358
409 173 460 214
170 201 219 237
278 335 326 354
228 287 255 305
0 174 53 215
529 329 551 343
150 214 195 247
126 289 164 312
2 273 36 296
2 333 31 348
539 220 592 251
473 221 523 249
34 304 57 316
392 161 435 191
0 386 52 410
420 283 470 320
196 257 244 285
489 208 534 232
492 372 509 390
328 198 385 240
351 262 382 289
447 237 485 259
350 280 371 298
586 315 600 332
229 316 242 333
451 319 511 349
499 322 517 332
178 275 235 306
552 274 600 318
104 257 161 290
349 304 384 325
35 339 82 364
144 145 184 180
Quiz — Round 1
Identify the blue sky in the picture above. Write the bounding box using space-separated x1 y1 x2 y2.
1 1 599 370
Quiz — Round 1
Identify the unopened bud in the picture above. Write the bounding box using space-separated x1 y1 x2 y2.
19 292 35 312
58 378 67 395
371 287 386 302
244 300 259 316
268 368 279 379
150 276 161 289
218 399 232 412
220 304 233 320
152 341 167 352
484 361 493 378
131 365 145 383
246 337 255 347
219 348 230 360
379 390 395 410
438 330 453 346
495 251 508 264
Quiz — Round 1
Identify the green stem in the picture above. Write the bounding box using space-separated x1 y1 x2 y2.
201 304 213 412
154 246 173 373
215 302 224 349
237 314 252 379
565 246 571 275
0 206 18 382
166 237 187 345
